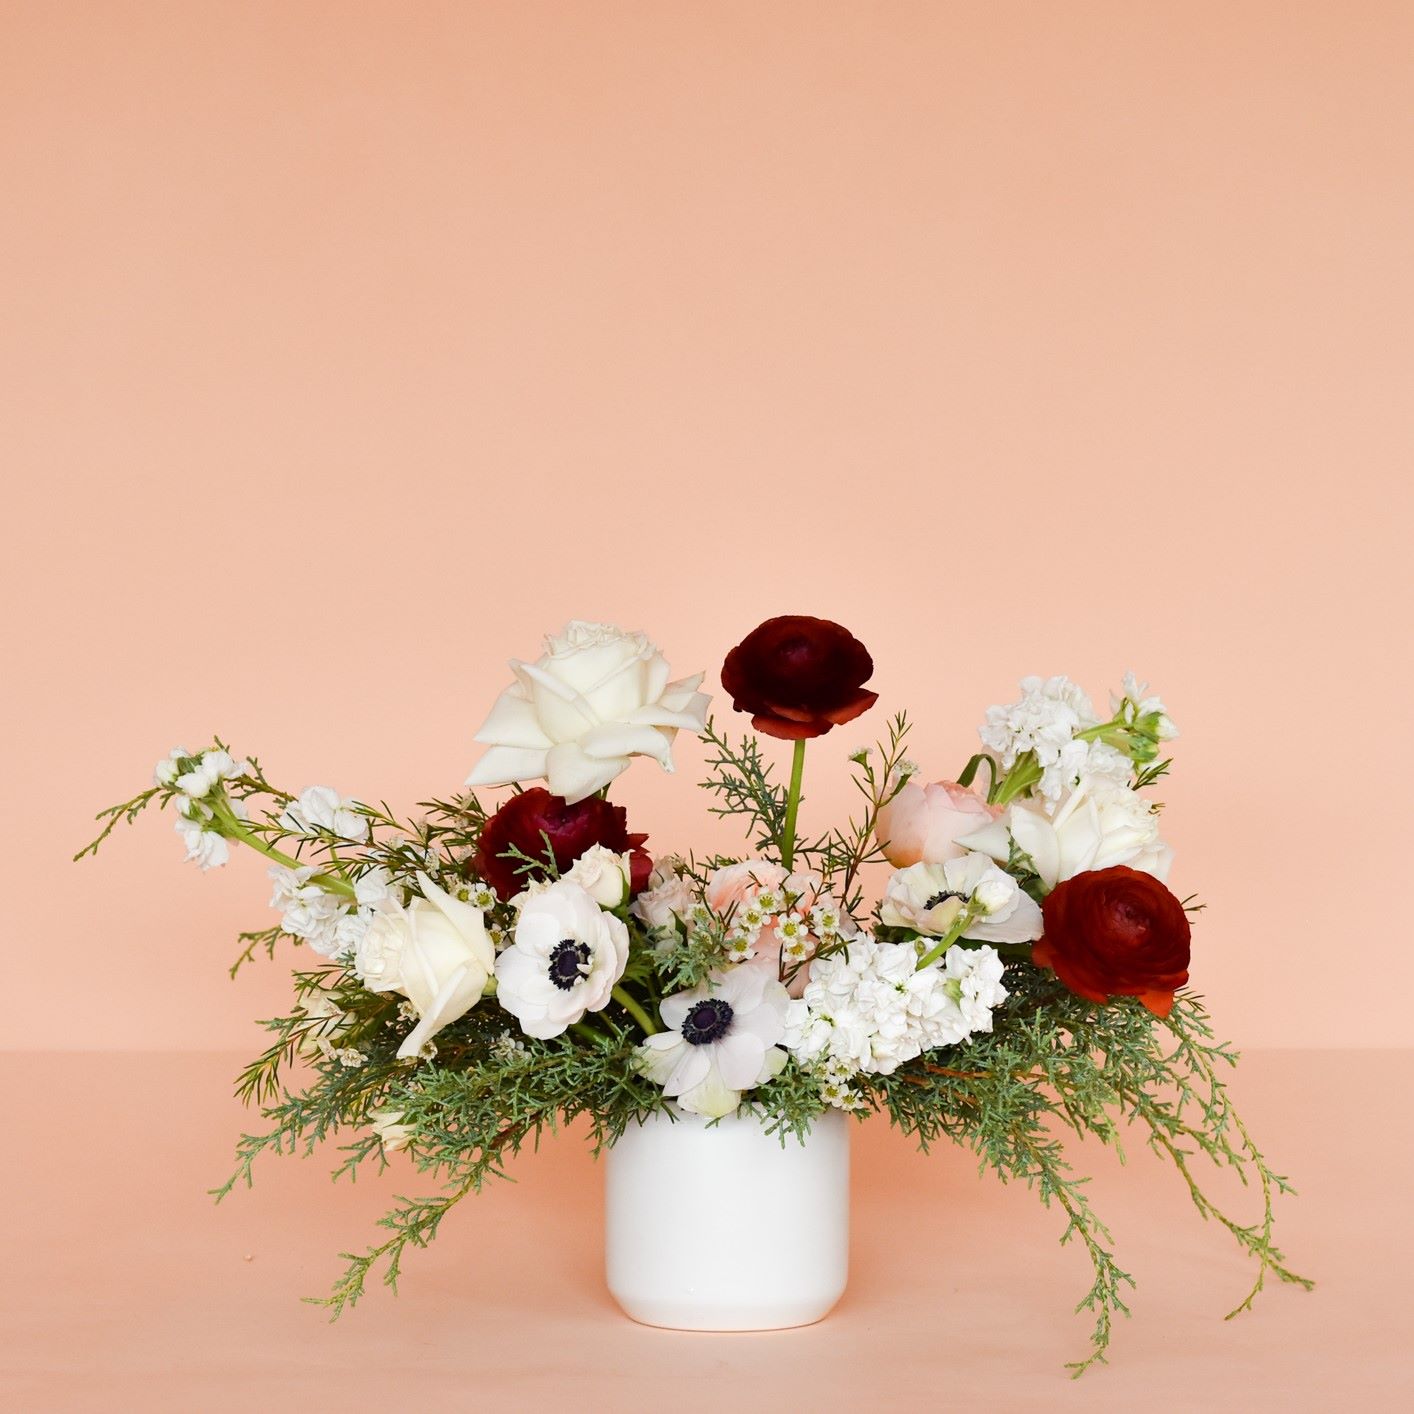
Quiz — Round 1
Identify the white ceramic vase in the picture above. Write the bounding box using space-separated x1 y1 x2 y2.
604 1107 849 1331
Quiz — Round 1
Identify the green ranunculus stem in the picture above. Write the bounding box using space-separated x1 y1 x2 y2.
612 985 659 1036
780 738 807 871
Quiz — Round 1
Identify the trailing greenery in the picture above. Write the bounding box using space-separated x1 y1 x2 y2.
869 967 1309 1374
80 716 1309 1375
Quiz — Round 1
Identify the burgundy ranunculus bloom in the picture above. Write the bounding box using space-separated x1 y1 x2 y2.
472 787 651 901
721 615 879 740
1034 866 1191 1017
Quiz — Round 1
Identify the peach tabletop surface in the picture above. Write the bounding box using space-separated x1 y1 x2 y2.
5 1049 1410 1412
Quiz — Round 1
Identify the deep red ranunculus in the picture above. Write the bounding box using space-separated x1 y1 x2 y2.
1034 866 1191 1017
721 615 878 740
472 787 651 901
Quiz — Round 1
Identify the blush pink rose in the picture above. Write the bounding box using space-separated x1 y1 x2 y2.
876 780 1000 867
705 861 823 993
705 860 790 915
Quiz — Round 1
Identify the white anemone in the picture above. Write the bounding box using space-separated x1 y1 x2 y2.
637 963 790 1118
496 879 630 1038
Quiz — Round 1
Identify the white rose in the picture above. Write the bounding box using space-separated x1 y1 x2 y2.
562 844 631 908
960 778 1172 889
465 620 711 804
354 873 495 1060
495 879 630 1038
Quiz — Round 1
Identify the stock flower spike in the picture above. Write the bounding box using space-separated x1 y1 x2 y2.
78 623 1310 1374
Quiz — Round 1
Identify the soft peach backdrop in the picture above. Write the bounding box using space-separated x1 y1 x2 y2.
3 0 1411 1053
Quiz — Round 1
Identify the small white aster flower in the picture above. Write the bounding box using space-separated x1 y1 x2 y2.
739 902 768 931
491 1030 528 1061
776 912 810 959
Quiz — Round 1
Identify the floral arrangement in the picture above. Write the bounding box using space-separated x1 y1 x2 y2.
81 616 1309 1373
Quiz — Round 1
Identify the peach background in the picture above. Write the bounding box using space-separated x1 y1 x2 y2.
4 0 1412 1057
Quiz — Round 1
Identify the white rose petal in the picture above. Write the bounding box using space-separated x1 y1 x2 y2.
562 844 631 909
466 621 711 804
353 873 495 1059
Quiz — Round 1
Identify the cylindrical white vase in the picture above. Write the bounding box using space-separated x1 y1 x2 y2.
604 1107 849 1331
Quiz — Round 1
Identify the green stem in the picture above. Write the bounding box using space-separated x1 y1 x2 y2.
780 738 807 870
915 910 974 970
212 801 357 899
612 985 659 1036
989 751 1043 806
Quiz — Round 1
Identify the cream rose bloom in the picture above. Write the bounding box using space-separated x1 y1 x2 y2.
466 621 711 804
876 780 999 867
353 873 495 1060
630 862 696 934
562 844 632 908
959 778 1173 889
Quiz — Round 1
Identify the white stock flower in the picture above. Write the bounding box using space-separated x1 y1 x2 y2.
561 844 632 908
940 944 1010 1033
960 777 1172 889
354 866 396 910
174 749 249 800
784 937 1007 1078
175 813 229 869
153 745 189 787
637 962 790 1118
282 785 370 842
269 865 345 953
354 873 495 1059
979 676 1100 801
1115 672 1179 741
465 620 711 804
495 879 630 1038
879 854 1042 944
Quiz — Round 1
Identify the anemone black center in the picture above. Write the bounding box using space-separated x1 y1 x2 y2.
681 998 734 1045
548 939 591 991
924 890 967 911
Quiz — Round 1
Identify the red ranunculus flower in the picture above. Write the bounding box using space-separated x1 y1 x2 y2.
472 787 651 901
1035 866 1191 1017
721 615 878 740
